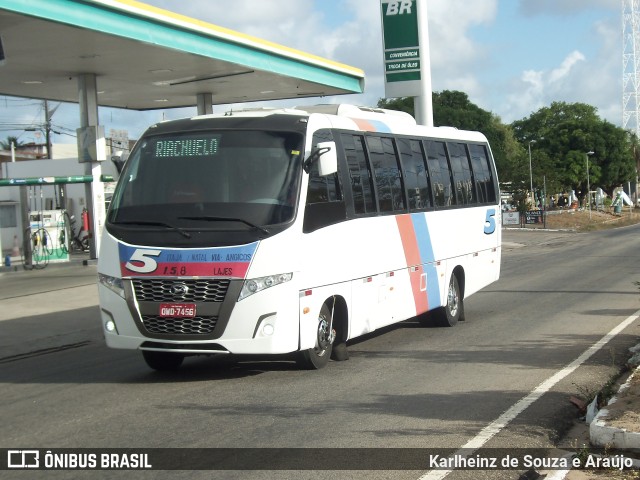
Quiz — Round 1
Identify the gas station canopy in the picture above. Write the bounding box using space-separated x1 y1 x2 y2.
0 0 365 261
0 0 365 110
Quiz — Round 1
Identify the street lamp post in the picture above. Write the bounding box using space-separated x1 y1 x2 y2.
586 151 594 219
528 140 536 207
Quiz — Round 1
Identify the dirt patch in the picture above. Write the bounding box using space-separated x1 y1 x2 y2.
511 209 640 232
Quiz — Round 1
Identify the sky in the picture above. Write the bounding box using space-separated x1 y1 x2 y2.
0 0 624 145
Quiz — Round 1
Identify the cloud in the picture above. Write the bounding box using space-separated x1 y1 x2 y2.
548 51 586 84
426 0 497 91
499 13 621 124
504 51 588 120
147 0 327 55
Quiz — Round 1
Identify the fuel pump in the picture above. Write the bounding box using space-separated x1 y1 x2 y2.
27 185 70 265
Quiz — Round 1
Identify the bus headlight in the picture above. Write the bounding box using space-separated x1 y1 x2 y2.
239 273 292 301
98 273 125 298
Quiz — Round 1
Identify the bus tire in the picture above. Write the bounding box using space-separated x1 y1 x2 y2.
435 274 463 327
297 304 333 369
142 351 184 371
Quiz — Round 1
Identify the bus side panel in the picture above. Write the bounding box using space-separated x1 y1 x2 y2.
349 269 416 334
296 214 411 340
426 207 501 302
296 214 440 343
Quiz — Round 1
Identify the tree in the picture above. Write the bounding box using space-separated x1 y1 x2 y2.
378 90 491 130
511 102 636 196
432 90 492 132
377 96 414 116
0 136 23 150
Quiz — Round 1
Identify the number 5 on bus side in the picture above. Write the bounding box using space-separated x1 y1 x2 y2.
484 209 496 235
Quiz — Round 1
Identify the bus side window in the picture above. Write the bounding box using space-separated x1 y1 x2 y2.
425 140 455 208
342 134 376 215
447 142 477 206
468 144 497 204
366 136 406 213
303 131 346 233
398 138 432 211
306 162 341 204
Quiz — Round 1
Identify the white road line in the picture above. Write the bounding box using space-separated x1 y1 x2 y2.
418 309 640 480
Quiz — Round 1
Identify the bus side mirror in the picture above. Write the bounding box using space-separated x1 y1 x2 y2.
317 142 337 176
111 152 129 174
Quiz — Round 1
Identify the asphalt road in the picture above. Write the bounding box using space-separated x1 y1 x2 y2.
1 225 639 480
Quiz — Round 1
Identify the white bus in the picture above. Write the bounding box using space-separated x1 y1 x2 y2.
97 104 501 370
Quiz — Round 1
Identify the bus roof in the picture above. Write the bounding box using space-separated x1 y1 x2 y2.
168 104 490 143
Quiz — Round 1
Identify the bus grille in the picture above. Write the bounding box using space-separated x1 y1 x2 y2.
131 279 230 303
141 315 218 335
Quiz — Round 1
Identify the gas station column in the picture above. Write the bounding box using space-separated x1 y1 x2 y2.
76 73 106 260
196 93 213 115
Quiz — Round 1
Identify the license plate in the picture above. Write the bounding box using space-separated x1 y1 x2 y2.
159 303 196 318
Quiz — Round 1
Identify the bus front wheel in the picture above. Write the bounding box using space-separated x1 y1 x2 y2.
297 304 333 370
142 351 184 371
435 274 463 327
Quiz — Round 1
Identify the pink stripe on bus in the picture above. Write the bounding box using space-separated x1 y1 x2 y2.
395 215 429 315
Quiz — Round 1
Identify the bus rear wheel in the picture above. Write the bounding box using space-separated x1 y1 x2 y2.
297 304 333 370
435 274 463 327
142 351 184 371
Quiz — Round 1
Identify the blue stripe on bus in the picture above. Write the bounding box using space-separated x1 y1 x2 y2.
410 213 441 309
367 119 392 133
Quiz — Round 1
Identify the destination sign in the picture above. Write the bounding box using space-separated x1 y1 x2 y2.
154 136 220 158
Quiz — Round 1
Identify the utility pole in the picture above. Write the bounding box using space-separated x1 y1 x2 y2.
44 100 52 159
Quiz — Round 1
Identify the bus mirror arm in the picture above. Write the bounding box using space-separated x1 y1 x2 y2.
111 152 129 174
303 142 337 176
303 147 330 173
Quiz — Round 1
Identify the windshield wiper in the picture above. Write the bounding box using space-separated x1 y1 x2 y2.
113 220 192 239
179 216 270 235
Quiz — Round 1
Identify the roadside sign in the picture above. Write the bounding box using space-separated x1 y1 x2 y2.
380 0 422 97
525 211 543 225
503 211 520 226
380 0 434 126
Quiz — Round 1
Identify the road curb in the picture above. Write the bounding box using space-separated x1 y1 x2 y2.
589 364 640 449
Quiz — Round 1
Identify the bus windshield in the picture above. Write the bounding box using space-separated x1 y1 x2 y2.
108 130 304 237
